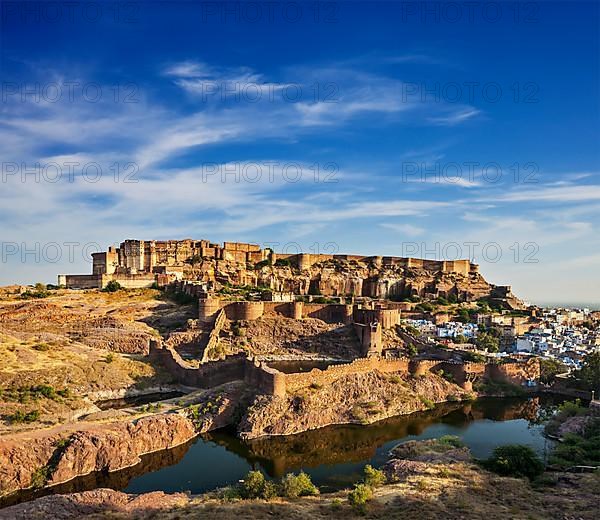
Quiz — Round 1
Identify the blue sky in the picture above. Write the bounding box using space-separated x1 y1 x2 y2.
0 1 599 306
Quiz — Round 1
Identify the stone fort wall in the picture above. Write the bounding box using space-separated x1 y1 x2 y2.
149 340 246 388
149 335 540 399
243 357 540 398
198 297 400 329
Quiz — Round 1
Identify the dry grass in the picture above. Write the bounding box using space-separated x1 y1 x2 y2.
66 464 599 520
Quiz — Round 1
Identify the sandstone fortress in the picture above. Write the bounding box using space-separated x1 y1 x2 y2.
58 238 536 398
59 238 522 307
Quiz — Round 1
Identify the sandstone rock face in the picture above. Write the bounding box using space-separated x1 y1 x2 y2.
0 413 196 498
51 414 196 484
187 257 511 303
0 435 62 496
239 372 470 439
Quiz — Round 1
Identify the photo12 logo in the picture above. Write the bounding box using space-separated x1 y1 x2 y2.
398 1 540 24
1 82 139 104
400 241 540 264
262 242 340 255
2 162 140 184
198 1 339 24
1 242 102 264
201 162 339 183
400 161 539 184
192 81 339 104
401 81 539 104
1 1 140 24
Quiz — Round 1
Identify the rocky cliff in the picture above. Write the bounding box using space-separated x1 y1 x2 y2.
186 257 522 306
239 371 472 439
0 414 196 498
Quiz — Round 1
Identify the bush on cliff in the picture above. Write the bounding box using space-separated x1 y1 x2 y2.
438 435 465 449
481 445 544 480
8 409 40 424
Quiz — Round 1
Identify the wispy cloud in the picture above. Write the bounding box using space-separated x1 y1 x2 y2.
380 222 425 236
428 108 481 126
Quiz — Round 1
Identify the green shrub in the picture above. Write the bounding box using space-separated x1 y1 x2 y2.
331 498 343 510
481 445 544 480
9 409 40 424
221 485 242 501
33 385 57 400
20 283 49 300
30 465 51 488
279 471 319 498
363 465 386 487
254 259 271 270
104 353 116 363
262 480 278 500
549 418 600 468
102 280 122 293
242 470 267 499
419 397 435 410
348 483 373 513
406 344 418 357
32 343 51 352
438 435 465 448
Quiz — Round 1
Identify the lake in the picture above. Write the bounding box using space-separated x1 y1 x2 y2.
0 396 562 508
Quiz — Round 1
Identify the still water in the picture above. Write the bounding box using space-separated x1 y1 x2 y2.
1 396 561 508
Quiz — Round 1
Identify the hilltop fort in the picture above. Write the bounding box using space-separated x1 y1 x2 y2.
59 238 523 309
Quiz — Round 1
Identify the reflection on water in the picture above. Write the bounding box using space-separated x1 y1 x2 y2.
0 396 562 508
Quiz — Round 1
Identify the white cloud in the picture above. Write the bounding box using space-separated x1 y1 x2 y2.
380 222 425 236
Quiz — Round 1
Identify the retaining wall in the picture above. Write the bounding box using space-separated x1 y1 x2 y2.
149 340 246 387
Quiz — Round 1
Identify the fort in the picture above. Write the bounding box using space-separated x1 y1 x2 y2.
59 238 477 288
149 338 540 398
58 238 522 307
55 238 537 425
145 281 539 398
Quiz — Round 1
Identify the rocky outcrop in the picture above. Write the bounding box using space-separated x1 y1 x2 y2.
187 255 518 304
50 414 196 484
239 372 471 439
0 488 188 520
0 413 196 498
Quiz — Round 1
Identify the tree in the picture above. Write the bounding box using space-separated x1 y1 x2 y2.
577 352 600 394
476 331 499 353
102 280 122 292
539 358 567 385
482 445 544 480
456 307 471 323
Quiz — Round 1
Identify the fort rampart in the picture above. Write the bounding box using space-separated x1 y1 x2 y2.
149 340 246 387
150 338 541 399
